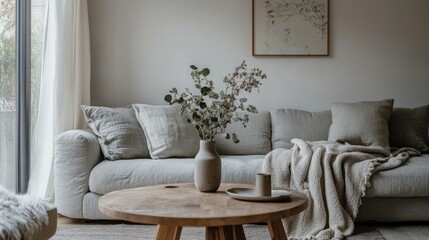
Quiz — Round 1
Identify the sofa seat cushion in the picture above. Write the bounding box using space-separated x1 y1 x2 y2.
365 154 429 197
89 155 265 195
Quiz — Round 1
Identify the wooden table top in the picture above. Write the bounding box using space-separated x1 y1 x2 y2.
99 183 307 227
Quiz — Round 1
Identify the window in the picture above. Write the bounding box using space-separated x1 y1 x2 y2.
0 0 17 191
0 0 46 192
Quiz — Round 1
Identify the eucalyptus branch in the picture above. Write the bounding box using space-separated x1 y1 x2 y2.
164 61 267 143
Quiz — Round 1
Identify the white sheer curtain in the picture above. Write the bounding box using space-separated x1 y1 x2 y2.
28 0 91 199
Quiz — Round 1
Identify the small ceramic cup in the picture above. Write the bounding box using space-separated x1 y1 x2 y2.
255 173 271 197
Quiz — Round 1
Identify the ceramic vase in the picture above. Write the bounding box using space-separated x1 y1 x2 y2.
194 140 221 192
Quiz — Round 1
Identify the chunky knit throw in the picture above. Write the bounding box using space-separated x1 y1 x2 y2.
263 139 418 240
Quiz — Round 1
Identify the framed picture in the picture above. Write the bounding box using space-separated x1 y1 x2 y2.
252 0 329 56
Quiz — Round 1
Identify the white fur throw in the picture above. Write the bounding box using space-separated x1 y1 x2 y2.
0 186 52 240
263 139 419 240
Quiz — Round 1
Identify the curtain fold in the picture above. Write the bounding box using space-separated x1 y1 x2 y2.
28 0 90 199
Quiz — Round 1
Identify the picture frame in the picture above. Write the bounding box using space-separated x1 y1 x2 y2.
252 0 329 56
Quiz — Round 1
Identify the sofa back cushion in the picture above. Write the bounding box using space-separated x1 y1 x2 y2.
214 112 271 155
81 105 150 160
329 99 394 149
389 105 429 153
271 109 332 149
133 104 200 159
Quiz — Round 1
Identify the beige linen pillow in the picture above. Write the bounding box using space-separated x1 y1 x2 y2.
328 99 394 149
81 105 150 160
132 104 200 159
389 105 429 153
271 108 332 149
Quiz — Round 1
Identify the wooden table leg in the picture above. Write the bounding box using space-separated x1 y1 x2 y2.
267 219 288 240
206 225 246 240
206 227 219 240
155 225 182 240
233 225 246 240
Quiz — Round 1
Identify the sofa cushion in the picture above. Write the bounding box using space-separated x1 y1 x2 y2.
389 105 429 153
214 112 271 155
329 99 394 149
271 109 332 149
133 104 200 159
365 154 429 197
81 105 150 160
89 155 265 195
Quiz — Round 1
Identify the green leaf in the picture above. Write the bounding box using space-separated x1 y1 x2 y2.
203 119 210 126
201 87 211 96
201 68 210 76
232 133 240 143
211 117 218 122
190 65 198 70
199 102 207 109
172 88 178 94
195 84 202 89
178 97 185 104
164 94 172 103
192 112 201 121
239 98 247 103
225 133 230 139
187 119 192 123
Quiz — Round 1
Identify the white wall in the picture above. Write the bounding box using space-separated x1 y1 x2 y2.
88 0 429 111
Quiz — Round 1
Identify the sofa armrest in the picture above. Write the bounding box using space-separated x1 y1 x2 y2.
54 130 102 218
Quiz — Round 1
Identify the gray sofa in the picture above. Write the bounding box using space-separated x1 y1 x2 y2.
54 110 429 221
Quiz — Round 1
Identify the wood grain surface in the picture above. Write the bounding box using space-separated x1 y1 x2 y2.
99 183 307 227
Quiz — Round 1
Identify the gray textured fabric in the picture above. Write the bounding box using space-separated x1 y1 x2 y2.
357 197 429 222
52 221 429 240
271 109 332 149
54 130 102 218
89 155 264 195
214 112 271 155
83 193 112 220
329 99 394 149
133 104 200 159
389 105 429 153
81 105 149 160
365 154 429 197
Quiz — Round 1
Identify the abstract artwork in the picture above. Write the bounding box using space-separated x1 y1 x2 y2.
253 0 329 56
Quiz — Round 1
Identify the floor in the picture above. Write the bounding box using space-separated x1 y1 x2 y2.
56 215 429 240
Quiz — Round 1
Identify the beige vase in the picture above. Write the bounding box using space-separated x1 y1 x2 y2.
194 140 221 192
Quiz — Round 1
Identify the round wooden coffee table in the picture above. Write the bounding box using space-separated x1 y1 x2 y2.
99 183 307 240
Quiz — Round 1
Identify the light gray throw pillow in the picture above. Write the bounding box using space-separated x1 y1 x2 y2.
81 105 150 160
389 105 429 153
271 109 332 149
132 104 200 159
214 112 271 155
328 99 394 149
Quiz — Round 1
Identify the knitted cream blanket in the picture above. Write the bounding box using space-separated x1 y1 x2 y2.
263 139 419 240
0 186 52 240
